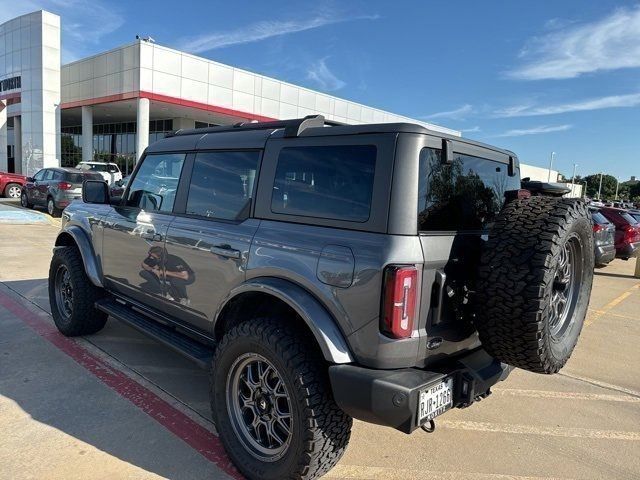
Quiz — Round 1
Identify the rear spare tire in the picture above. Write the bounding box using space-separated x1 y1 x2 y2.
475 196 594 374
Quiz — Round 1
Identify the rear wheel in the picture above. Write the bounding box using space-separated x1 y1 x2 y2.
4 183 22 199
48 246 107 336
20 191 32 208
211 318 352 480
475 197 594 374
47 196 61 217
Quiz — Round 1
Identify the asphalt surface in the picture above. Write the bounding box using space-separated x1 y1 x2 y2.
0 218 639 480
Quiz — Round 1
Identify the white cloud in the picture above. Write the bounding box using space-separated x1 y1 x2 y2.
306 58 345 91
508 6 640 80
495 124 573 137
461 126 481 133
179 13 379 53
423 104 474 120
494 92 640 117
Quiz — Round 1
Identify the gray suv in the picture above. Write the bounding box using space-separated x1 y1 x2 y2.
48 116 594 480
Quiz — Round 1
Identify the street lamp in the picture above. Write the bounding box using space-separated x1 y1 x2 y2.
597 172 603 200
547 151 556 182
572 163 578 197
615 177 620 201
582 180 587 200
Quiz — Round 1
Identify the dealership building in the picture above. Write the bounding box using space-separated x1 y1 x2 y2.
0 10 460 177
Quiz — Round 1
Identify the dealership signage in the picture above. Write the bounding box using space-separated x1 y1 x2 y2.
0 76 20 93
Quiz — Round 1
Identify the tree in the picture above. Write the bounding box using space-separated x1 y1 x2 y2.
583 174 618 199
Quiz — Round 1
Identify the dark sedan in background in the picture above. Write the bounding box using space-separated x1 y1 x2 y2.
20 167 102 217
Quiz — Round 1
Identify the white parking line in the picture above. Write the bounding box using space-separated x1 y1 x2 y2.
326 465 573 480
496 388 640 403
439 421 640 441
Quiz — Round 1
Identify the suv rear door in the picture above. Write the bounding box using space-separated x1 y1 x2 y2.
101 153 186 311
414 137 520 364
162 150 262 332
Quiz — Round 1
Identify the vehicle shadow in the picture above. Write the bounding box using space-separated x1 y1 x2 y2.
594 271 638 280
0 278 224 480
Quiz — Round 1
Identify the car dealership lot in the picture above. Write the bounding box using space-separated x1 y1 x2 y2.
0 221 639 480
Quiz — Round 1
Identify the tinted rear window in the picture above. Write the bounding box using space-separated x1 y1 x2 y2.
591 211 610 225
271 145 376 223
418 148 520 231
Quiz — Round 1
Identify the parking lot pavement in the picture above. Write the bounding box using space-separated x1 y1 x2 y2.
1 221 639 480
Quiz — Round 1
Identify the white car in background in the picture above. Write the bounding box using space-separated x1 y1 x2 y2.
76 161 122 185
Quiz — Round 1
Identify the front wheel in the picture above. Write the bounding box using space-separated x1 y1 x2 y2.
211 318 352 480
20 191 32 208
49 246 107 336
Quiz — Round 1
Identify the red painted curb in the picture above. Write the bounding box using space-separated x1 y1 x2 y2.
0 291 242 480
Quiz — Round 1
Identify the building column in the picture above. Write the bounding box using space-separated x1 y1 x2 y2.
14 116 22 174
81 106 93 163
0 101 7 173
136 97 150 162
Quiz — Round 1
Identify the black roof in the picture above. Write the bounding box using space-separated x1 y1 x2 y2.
147 114 516 160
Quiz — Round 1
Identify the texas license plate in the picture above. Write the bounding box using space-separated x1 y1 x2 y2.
418 376 454 422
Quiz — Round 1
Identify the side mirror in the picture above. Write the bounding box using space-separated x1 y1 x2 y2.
82 180 110 204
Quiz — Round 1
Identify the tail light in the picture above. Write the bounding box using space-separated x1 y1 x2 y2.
623 225 640 243
593 224 604 233
58 181 73 190
381 265 418 338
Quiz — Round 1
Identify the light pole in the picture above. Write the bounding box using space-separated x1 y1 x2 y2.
572 163 578 197
547 151 556 182
582 180 587 200
615 177 620 201
597 172 603 200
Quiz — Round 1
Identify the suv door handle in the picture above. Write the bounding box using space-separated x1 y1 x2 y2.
210 245 241 259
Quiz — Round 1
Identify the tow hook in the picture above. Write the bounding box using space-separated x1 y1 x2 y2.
420 419 436 433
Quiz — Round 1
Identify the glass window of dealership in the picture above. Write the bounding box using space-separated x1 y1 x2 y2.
0 10 457 177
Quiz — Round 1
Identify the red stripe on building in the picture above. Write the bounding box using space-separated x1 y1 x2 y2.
0 290 242 480
59 90 277 123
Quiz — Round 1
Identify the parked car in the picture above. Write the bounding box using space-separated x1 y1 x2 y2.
589 207 616 267
109 174 130 198
76 161 122 185
48 116 594 480
20 167 103 217
627 209 640 223
599 207 640 260
0 171 27 198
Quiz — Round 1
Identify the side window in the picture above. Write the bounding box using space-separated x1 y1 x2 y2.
185 151 260 220
33 170 45 181
418 148 520 232
270 145 376 223
126 153 186 212
53 171 64 180
43 170 54 180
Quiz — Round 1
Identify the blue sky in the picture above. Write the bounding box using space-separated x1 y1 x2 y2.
5 0 639 179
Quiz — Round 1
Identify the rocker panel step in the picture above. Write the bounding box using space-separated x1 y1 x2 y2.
95 297 214 369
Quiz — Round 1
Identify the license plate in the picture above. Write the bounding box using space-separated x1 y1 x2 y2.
418 377 454 422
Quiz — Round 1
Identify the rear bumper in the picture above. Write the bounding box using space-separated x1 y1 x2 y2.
616 241 640 259
595 244 616 266
329 349 512 434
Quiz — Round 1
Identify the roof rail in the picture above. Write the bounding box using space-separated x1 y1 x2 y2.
169 115 342 138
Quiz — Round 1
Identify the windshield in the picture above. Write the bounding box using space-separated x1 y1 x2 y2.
65 172 103 183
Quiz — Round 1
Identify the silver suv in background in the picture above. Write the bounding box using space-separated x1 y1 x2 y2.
20 167 103 217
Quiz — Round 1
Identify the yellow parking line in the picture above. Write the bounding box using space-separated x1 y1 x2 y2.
585 283 640 327
326 465 573 480
439 420 640 441
496 388 639 403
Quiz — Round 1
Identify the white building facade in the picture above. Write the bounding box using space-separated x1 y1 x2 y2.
2 10 459 177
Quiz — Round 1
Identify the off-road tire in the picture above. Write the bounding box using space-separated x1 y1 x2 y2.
475 197 594 374
49 246 107 336
4 183 22 199
211 318 352 480
20 191 33 208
